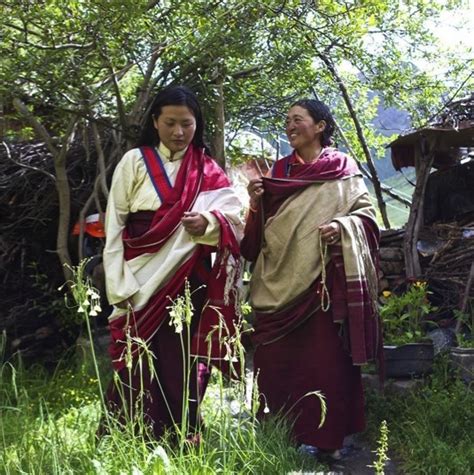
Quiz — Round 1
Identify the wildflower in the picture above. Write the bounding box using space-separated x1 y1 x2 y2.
90 309 98 317
77 306 85 313
93 304 101 312
263 405 270 414
382 290 391 298
147 445 171 469
82 299 90 307
169 308 184 333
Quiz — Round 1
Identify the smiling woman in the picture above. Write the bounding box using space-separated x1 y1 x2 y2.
102 85 244 440
242 98 382 460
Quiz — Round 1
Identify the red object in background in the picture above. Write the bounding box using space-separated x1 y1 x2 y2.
72 213 105 238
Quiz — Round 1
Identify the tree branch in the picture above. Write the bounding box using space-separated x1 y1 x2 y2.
315 52 392 229
12 98 58 156
1 141 56 181
324 113 412 207
91 121 109 200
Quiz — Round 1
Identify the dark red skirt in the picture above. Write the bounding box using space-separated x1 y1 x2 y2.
106 211 211 439
254 305 365 450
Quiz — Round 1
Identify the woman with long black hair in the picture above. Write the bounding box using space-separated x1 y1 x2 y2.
103 85 243 439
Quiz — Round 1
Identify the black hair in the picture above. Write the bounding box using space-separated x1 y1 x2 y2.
137 85 206 148
291 99 336 147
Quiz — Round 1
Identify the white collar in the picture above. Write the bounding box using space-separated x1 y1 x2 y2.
158 142 187 162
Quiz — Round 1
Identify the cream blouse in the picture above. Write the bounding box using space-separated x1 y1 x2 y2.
104 143 220 305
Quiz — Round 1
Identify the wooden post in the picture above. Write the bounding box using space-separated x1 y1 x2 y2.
455 262 474 334
403 134 436 279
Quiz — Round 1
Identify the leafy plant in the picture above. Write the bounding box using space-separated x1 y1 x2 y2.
380 281 437 345
0 259 329 474
365 356 474 474
453 309 474 348
368 419 390 475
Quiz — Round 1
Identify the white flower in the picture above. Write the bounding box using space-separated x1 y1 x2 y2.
147 445 171 469
263 405 270 414
77 306 85 313
93 305 102 312
82 299 90 307
90 309 98 317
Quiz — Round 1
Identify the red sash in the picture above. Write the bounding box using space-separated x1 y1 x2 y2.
139 146 173 203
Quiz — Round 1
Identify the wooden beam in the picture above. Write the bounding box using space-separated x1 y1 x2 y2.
403 134 436 279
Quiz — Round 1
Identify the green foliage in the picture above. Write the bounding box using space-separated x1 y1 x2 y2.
381 282 437 345
366 356 474 475
453 308 474 348
1 258 328 473
0 360 328 474
1 0 471 156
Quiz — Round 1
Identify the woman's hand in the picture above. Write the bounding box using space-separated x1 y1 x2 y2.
247 178 264 209
181 212 208 236
319 221 341 245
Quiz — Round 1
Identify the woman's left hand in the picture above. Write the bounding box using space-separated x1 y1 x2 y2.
319 221 341 245
182 212 208 236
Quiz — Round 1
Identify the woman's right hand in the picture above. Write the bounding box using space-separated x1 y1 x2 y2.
248 178 264 208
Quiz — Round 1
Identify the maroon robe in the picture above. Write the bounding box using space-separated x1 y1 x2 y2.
241 149 380 450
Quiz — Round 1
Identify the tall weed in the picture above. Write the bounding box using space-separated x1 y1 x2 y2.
1 261 326 474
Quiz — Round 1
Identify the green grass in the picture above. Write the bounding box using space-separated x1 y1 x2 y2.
4 261 473 474
365 356 474 475
2 350 474 474
0 357 328 475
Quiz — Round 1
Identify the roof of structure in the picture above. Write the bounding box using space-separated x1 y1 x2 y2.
388 93 474 170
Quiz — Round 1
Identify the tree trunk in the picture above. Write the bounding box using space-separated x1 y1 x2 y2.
211 77 226 170
12 98 76 281
403 135 436 279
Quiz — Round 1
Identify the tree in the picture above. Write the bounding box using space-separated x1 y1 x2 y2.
1 0 471 272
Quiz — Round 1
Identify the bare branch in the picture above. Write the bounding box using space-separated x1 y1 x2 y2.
91 122 109 199
1 141 56 181
17 40 94 50
129 51 160 121
330 121 411 207
315 52 392 229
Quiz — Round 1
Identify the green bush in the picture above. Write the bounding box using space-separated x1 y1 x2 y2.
381 282 437 345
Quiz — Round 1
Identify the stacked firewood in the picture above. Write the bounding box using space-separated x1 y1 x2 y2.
378 220 474 303
424 220 474 298
378 229 406 291
0 140 99 364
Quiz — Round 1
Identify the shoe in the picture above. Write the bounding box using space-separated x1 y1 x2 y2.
297 444 319 457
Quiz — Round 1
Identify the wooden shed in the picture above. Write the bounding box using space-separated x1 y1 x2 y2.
387 94 474 302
